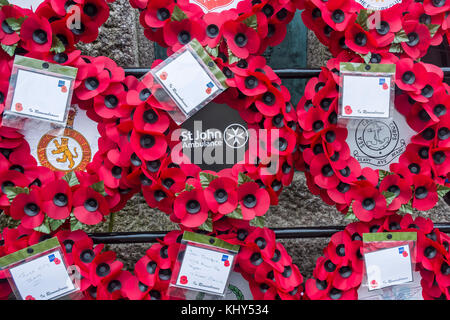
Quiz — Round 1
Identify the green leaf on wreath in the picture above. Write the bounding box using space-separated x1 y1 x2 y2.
34 217 51 234
171 5 188 21
185 183 195 192
204 45 219 58
198 216 213 232
69 213 83 231
382 191 397 207
360 52 372 65
355 9 369 31
3 186 29 202
242 15 257 31
344 202 358 221
5 17 25 33
378 169 394 182
50 36 66 54
437 184 450 199
48 217 65 231
199 172 218 189
427 24 440 38
393 30 409 44
0 0 10 6
1 43 17 56
227 204 243 220
399 202 413 214
238 172 253 185
90 181 107 196
62 171 80 187
249 215 265 228
389 42 403 54
227 47 240 65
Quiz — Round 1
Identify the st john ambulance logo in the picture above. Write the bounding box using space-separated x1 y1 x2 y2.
353 118 406 167
223 124 248 149
37 106 91 172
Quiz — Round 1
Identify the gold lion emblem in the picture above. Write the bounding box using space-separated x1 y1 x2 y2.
51 137 79 169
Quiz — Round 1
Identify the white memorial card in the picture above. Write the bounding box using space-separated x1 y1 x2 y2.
10 69 72 123
341 74 392 119
8 0 45 10
176 244 234 295
364 244 413 291
9 250 76 300
154 49 219 115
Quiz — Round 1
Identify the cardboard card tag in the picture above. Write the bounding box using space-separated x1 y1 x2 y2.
154 49 219 115
10 69 71 123
8 0 45 10
9 250 76 300
341 74 392 118
365 244 413 291
176 244 235 295
339 62 395 120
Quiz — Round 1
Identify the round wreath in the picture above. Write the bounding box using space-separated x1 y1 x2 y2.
295 0 450 222
0 0 302 235
304 213 450 300
0 224 304 300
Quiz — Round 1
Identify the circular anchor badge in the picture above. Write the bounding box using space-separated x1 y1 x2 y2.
353 118 405 168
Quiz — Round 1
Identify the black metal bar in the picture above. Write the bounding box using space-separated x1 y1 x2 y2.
124 67 450 79
88 224 450 244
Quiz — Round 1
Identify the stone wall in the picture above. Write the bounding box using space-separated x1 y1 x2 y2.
1 0 449 283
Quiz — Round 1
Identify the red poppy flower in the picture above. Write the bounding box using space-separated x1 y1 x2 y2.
130 129 167 162
142 183 174 214
94 82 129 119
401 21 431 60
41 180 72 220
254 85 285 117
379 174 413 211
163 19 206 53
344 23 377 55
412 174 438 211
10 188 44 229
0 6 23 46
309 153 340 189
173 188 208 228
423 0 450 15
88 250 123 286
133 105 170 134
237 181 270 220
72 186 109 225
202 11 237 48
203 176 238 215
97 270 134 300
20 14 53 53
142 0 175 28
81 0 110 27
223 20 260 59
395 59 428 93
346 182 387 222
75 63 111 100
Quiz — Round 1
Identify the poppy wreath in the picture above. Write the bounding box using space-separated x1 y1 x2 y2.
304 213 450 300
113 0 303 230
295 0 450 222
0 0 303 235
0 224 304 300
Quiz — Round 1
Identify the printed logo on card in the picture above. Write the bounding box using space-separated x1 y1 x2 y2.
37 106 91 172
355 0 401 10
352 118 406 168
190 0 242 12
